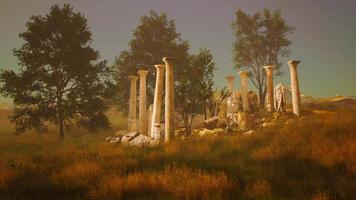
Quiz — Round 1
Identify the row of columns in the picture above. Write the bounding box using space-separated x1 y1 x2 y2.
262 60 301 116
225 71 250 115
127 57 175 143
226 60 301 116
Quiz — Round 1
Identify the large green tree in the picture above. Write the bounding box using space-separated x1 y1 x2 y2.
232 9 294 106
189 48 216 120
0 4 114 138
175 49 216 135
114 11 189 114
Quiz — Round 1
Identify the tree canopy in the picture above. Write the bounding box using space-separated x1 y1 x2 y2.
114 11 190 114
0 4 114 137
232 9 294 106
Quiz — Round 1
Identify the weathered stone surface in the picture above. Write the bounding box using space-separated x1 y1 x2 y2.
274 83 287 113
163 57 175 143
239 71 250 112
262 122 275 128
138 69 149 135
237 112 253 130
198 128 221 136
288 60 301 116
151 64 165 139
201 116 219 130
264 65 275 112
128 76 138 132
242 130 256 136
105 136 112 141
121 131 139 144
109 136 121 144
129 134 154 147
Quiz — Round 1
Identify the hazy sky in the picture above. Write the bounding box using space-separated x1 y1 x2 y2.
0 0 355 100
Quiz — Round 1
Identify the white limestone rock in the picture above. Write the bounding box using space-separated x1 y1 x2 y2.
242 130 256 136
121 131 139 144
129 134 153 147
109 136 121 144
262 122 275 128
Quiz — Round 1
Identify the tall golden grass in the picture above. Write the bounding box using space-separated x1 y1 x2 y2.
0 104 355 199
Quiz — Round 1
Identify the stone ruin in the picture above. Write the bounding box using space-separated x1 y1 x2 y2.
107 59 302 146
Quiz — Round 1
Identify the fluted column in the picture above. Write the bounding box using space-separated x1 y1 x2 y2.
151 64 165 140
163 57 174 143
264 65 275 112
238 71 250 112
128 75 138 132
226 76 235 118
288 60 301 116
138 69 149 134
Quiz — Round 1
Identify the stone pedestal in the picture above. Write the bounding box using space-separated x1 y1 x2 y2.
163 57 175 143
288 60 301 116
128 76 138 132
138 69 149 134
264 65 275 112
151 64 165 140
238 71 250 112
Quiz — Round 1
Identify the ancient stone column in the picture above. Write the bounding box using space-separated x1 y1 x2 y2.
138 69 149 134
151 64 165 140
264 65 275 112
288 60 301 116
226 75 235 92
226 76 235 118
128 75 138 132
163 57 174 143
238 71 250 112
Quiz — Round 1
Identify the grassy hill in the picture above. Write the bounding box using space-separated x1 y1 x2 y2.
0 101 355 200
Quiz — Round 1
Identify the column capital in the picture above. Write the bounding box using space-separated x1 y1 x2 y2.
238 71 249 77
263 65 276 71
128 75 138 81
137 69 149 76
226 75 235 80
154 64 166 70
288 60 301 67
162 57 175 65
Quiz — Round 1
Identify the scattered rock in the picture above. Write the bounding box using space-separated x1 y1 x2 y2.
129 134 154 147
242 130 256 136
109 136 121 144
198 128 220 136
121 131 139 144
201 116 219 130
262 122 275 128
254 118 264 124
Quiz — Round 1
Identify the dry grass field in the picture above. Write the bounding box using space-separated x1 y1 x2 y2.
0 101 355 200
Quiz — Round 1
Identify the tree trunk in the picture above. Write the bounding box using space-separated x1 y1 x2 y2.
183 113 189 136
258 86 264 107
58 115 64 138
57 95 64 138
203 103 207 120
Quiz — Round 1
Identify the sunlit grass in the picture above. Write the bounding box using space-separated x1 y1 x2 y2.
0 104 355 199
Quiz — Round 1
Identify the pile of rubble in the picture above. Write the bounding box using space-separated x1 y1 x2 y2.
106 131 158 147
